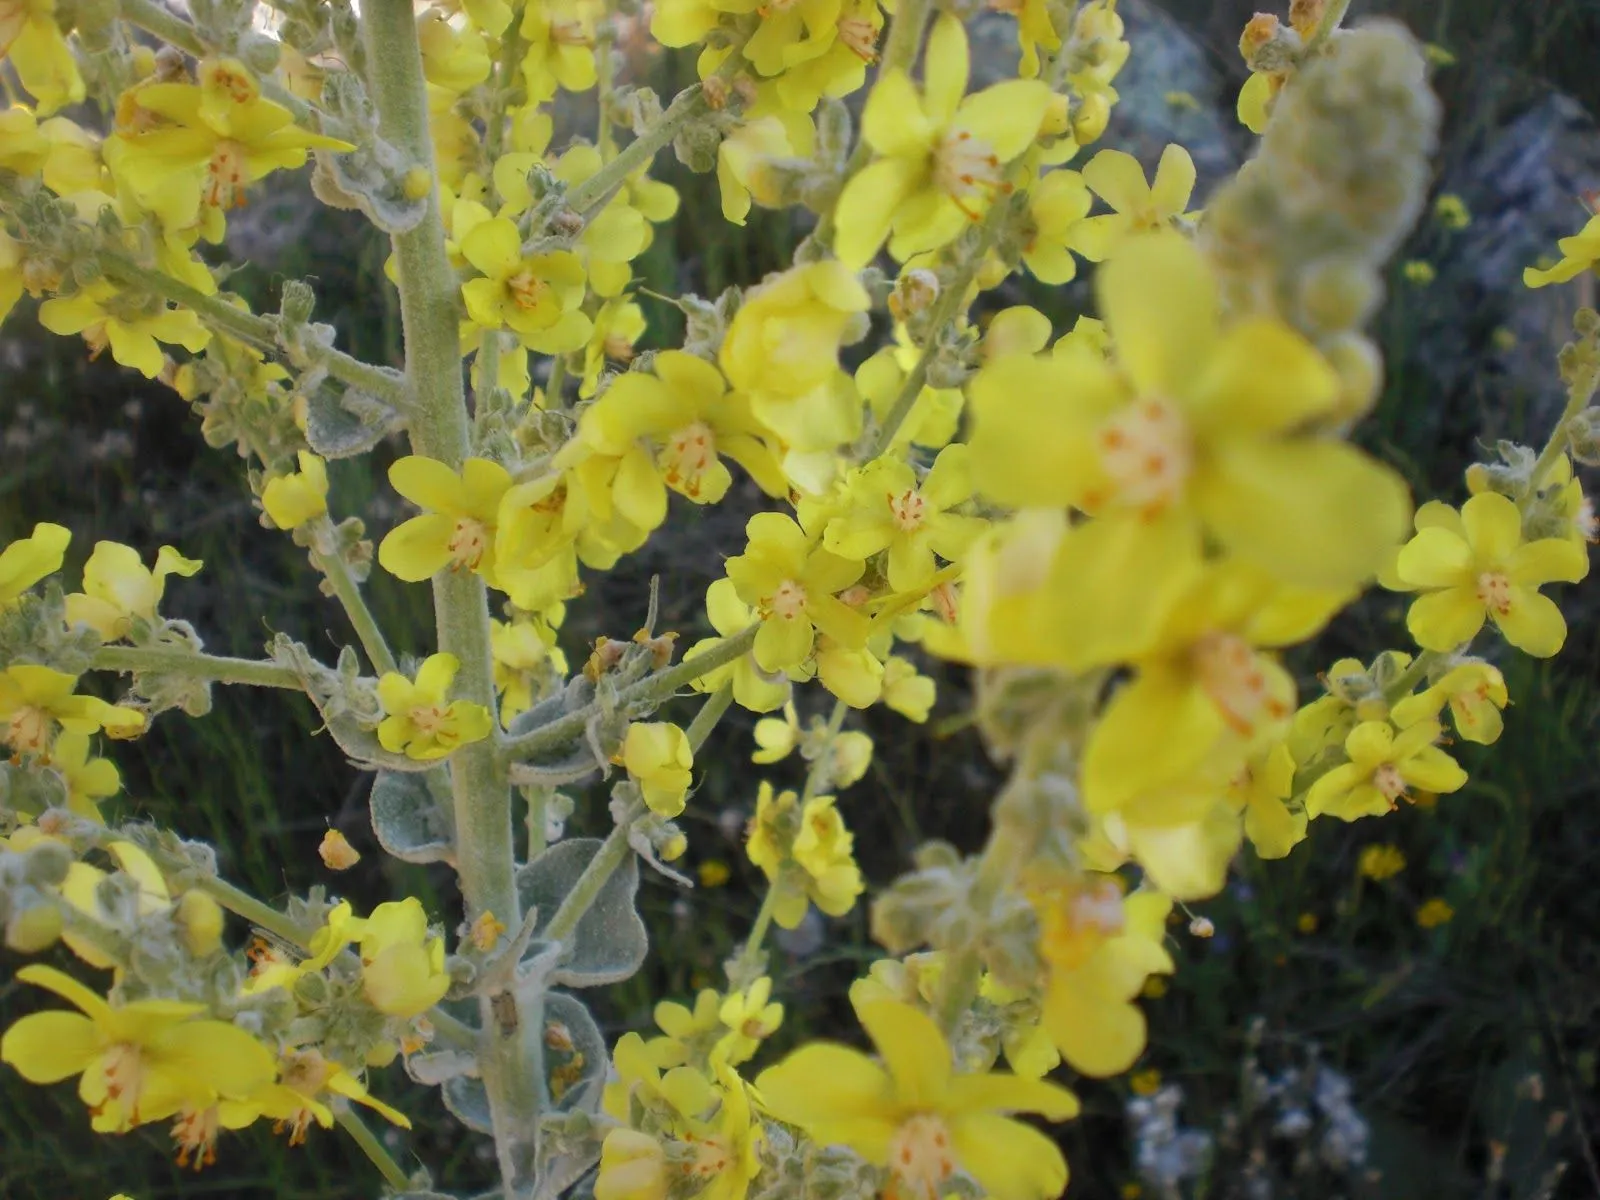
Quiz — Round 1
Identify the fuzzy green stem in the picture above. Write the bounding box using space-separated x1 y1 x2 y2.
736 883 782 972
91 644 304 689
335 1104 412 1190
685 681 734 752
502 625 758 761
870 197 1014 456
309 519 399 676
99 253 411 409
426 1005 480 1050
362 0 536 1189
197 874 314 949
543 801 642 942
1302 0 1352 58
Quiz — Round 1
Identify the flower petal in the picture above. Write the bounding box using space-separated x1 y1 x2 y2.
1096 231 1218 397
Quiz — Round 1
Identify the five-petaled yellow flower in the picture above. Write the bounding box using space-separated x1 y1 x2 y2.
379 456 514 588
376 653 493 760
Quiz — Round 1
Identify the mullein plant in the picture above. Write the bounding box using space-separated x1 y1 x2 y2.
0 0 1592 1196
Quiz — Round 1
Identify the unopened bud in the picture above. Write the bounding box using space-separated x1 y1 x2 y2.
1567 406 1600 466
279 279 316 326
176 889 224 956
318 828 361 871
1325 333 1383 423
1297 258 1379 334
1188 915 1215 938
1071 92 1111 145
5 902 63 954
402 166 433 201
888 269 940 323
658 830 687 862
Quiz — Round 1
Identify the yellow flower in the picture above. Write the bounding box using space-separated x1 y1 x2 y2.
1130 1068 1162 1096
376 653 493 761
1524 213 1600 288
1304 719 1467 822
1390 660 1509 745
698 860 731 888
881 655 935 722
833 14 1050 267
644 989 725 1070
823 445 985 592
1034 878 1173 1077
1387 492 1588 657
596 1128 667 1200
249 1047 411 1145
64 542 202 641
261 451 329 530
757 998 1079 1200
1022 168 1093 283
770 0 884 113
716 977 783 1065
1236 70 1280 134
458 211 592 352
725 513 869 673
418 8 491 93
520 0 597 102
718 259 870 454
108 59 351 232
44 729 121 820
1433 194 1471 230
1229 741 1305 860
38 282 211 379
0 964 276 1132
491 611 566 720
1415 897 1454 929
581 294 647 398
378 455 514 587
0 521 70 605
623 722 695 818
574 350 787 513
968 232 1411 591
1402 259 1436 286
746 781 864 927
1357 844 1406 881
0 665 143 756
357 897 451 1017
1069 145 1197 261
0 0 84 113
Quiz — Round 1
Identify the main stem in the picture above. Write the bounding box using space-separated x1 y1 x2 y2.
361 1 540 1192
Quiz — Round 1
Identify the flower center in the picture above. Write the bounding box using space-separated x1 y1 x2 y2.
888 487 927 532
836 14 879 60
766 579 808 621
409 703 450 737
1094 398 1193 513
6 704 50 754
204 140 248 210
740 1015 768 1038
888 1113 957 1200
1475 570 1512 616
548 18 591 45
205 65 257 105
659 421 718 497
603 333 637 362
933 130 1010 219
1192 632 1286 736
447 516 490 569
1372 762 1407 805
98 1042 146 1120
681 1130 734 1178
172 1102 221 1170
1037 877 1124 971
507 269 552 313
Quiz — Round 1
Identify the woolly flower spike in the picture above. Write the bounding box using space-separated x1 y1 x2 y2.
0 964 276 1134
376 653 493 761
834 14 1051 268
0 522 70 606
1070 145 1198 261
1387 493 1589 657
65 542 202 641
0 666 144 756
623 722 695 818
1523 213 1600 289
261 451 329 530
1304 719 1468 822
969 231 1412 592
379 456 514 588
757 998 1079 1200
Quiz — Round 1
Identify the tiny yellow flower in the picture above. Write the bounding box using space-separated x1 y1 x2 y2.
758 998 1079 1200
1390 660 1509 745
470 910 507 951
317 828 361 871
1416 897 1454 928
623 722 695 818
491 611 567 720
716 977 783 1065
684 580 792 715
833 14 1051 267
1387 493 1589 657
0 522 70 606
376 653 493 761
1129 1068 1162 1096
378 456 514 587
1023 169 1093 284
1433 194 1471 230
698 859 731 888
65 541 202 641
458 212 592 352
751 700 801 763
261 451 329 530
746 781 864 927
881 655 935 722
45 729 121 821
1402 259 1436 286
1070 145 1198 261
1305 719 1467 822
1357 844 1406 881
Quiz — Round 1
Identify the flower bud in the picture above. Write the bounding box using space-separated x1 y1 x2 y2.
1297 259 1380 334
1071 92 1111 145
889 269 940 322
177 889 224 956
1567 406 1600 467
5 900 62 953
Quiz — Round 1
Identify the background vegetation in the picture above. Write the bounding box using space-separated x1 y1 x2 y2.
3 1 1599 1196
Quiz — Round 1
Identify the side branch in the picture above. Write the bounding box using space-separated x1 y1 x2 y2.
92 645 305 690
